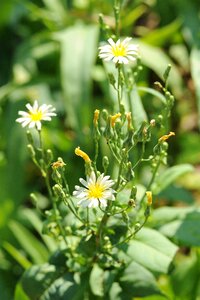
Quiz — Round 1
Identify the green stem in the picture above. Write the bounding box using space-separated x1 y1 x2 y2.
96 203 112 250
114 0 120 38
114 215 149 247
93 135 99 173
132 141 146 170
117 66 121 111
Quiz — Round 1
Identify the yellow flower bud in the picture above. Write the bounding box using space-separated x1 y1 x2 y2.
146 191 152 206
126 112 132 129
75 147 91 163
110 113 121 127
51 158 66 169
159 131 175 142
93 109 100 127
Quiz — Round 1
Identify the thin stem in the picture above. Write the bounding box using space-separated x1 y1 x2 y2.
114 215 149 247
93 135 99 174
117 66 121 111
132 141 146 170
107 140 121 163
115 151 127 191
96 202 112 249
114 0 120 38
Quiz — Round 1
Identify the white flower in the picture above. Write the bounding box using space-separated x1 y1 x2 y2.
73 172 115 208
16 100 56 130
99 37 138 64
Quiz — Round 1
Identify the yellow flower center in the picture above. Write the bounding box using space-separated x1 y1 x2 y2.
30 110 43 121
112 44 126 57
88 183 104 199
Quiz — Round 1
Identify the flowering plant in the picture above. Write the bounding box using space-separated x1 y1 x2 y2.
13 2 194 300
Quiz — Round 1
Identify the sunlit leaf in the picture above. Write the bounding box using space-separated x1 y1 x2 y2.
152 164 194 194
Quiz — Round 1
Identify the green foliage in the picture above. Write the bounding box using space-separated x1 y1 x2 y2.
0 0 200 299
120 228 178 274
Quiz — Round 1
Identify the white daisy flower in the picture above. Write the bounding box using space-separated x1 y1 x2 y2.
73 172 115 208
99 37 138 64
16 100 56 130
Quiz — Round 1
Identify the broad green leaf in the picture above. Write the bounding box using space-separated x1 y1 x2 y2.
158 185 194 204
14 283 29 300
120 228 178 274
171 253 200 300
138 86 166 104
138 41 183 97
9 220 49 264
152 206 194 226
21 263 86 300
152 164 194 194
128 87 148 129
89 264 104 297
121 5 147 28
119 261 162 298
142 19 181 46
20 208 57 253
57 24 98 130
190 47 200 128
3 241 32 269
159 210 200 247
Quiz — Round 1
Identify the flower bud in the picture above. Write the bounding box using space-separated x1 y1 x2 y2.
53 184 65 199
75 147 91 163
101 109 108 121
102 156 109 172
131 186 137 198
26 130 34 144
45 149 53 165
27 144 35 158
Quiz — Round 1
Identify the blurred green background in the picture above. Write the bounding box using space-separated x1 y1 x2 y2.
0 0 200 299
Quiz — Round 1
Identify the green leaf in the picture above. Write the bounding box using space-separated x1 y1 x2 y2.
89 264 104 297
152 164 194 194
3 241 32 269
159 210 200 247
128 87 148 129
14 283 29 300
57 24 98 130
190 47 200 128
20 208 57 253
21 263 86 300
138 86 166 104
119 261 162 298
152 206 194 226
120 228 178 274
171 253 200 300
138 41 183 97
9 220 49 264
142 19 181 47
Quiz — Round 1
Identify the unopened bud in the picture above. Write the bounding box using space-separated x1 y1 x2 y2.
26 130 34 144
102 156 109 172
30 193 38 205
45 149 53 165
131 186 137 198
101 109 108 121
93 109 100 127
53 184 65 199
27 144 35 158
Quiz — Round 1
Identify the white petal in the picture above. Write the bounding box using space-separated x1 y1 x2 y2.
99 198 107 207
79 178 88 188
108 38 116 47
